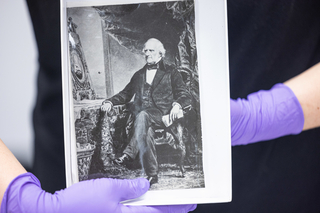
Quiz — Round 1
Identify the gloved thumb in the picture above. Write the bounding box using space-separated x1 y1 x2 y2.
112 178 150 202
56 177 151 213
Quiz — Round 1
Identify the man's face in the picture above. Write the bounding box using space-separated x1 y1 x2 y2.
143 41 161 64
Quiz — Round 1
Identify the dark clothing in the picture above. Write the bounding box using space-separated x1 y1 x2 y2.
141 82 154 110
26 0 66 193
107 60 192 115
124 109 163 176
27 0 320 212
123 83 162 176
107 60 191 176
195 1 320 212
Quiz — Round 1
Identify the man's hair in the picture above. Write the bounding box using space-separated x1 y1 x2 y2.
143 38 166 58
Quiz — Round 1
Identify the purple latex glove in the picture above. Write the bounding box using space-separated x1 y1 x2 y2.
231 83 304 146
1 173 196 213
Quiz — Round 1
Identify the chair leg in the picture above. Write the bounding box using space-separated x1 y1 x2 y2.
168 122 186 177
178 145 186 177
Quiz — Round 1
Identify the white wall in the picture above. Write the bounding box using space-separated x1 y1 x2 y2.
0 1 37 168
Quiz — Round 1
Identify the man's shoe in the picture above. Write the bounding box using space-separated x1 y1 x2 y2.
147 175 158 185
114 153 131 165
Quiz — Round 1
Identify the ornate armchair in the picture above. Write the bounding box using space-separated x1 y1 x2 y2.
115 102 197 177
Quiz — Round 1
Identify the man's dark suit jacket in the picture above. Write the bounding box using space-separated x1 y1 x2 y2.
107 60 192 116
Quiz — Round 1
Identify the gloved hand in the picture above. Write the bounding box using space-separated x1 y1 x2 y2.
1 172 196 213
230 83 304 146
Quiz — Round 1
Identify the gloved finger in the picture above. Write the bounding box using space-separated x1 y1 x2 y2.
152 204 197 213
120 204 197 213
111 178 150 202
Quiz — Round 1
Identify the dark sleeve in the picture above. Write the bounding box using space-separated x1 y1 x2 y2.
106 71 140 106
171 70 192 108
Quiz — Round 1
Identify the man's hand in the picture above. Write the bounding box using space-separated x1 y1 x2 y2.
101 101 112 112
1 173 196 213
170 103 184 122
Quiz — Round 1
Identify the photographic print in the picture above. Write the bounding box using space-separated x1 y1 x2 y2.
61 0 231 205
68 0 204 191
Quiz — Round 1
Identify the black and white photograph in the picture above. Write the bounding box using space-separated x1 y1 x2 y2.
61 0 231 205
68 0 204 191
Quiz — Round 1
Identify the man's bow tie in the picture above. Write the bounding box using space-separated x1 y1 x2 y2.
146 63 159 70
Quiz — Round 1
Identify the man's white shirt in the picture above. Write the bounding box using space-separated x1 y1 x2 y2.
146 68 157 85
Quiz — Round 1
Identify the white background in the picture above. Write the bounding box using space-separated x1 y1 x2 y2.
0 1 37 168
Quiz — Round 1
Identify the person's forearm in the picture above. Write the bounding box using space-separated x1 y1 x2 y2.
284 62 320 131
0 139 26 205
231 62 320 146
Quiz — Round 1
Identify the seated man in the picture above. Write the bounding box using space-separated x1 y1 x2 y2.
101 38 192 184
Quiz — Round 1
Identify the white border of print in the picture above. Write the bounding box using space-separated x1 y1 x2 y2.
61 0 231 206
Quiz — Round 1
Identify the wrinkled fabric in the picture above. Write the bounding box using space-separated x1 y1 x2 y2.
231 83 304 146
1 173 196 213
